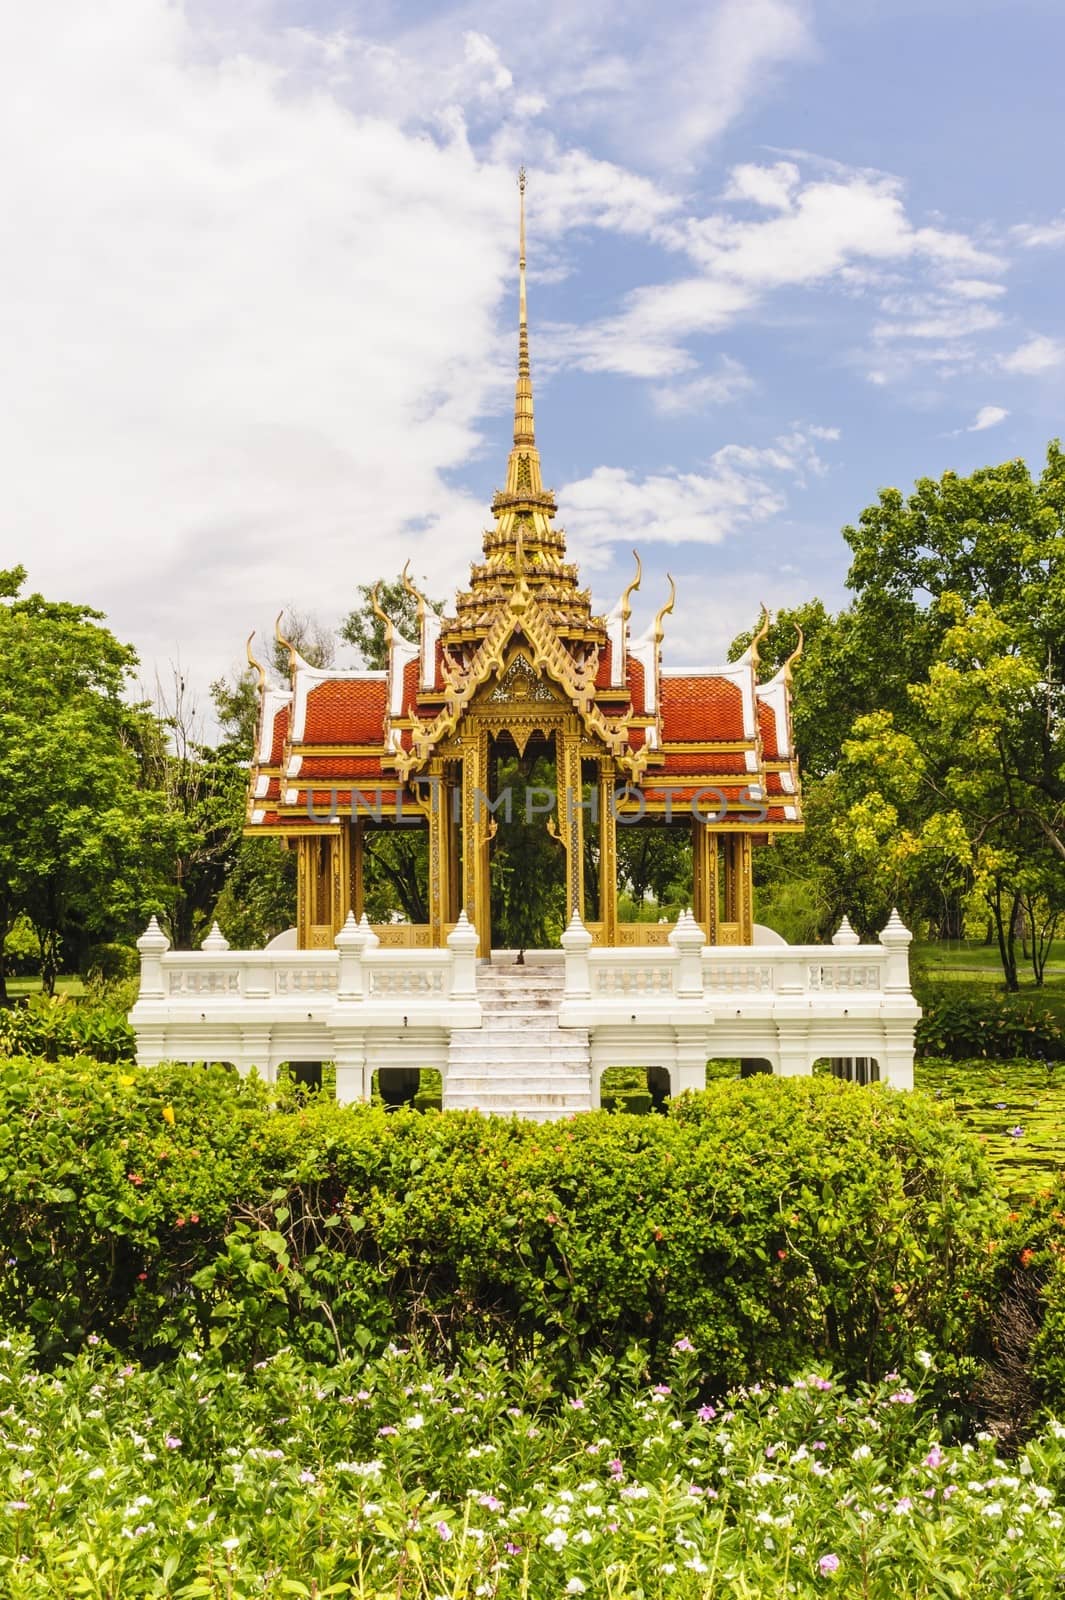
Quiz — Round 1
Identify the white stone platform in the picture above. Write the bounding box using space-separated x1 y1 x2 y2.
129 909 920 1112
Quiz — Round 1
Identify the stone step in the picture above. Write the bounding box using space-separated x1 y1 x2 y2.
449 1036 589 1053
444 1094 592 1113
447 1066 591 1086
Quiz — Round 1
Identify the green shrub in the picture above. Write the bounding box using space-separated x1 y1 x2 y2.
916 990 1064 1062
0 1062 1003 1393
0 993 136 1063
980 1176 1065 1429
83 941 139 982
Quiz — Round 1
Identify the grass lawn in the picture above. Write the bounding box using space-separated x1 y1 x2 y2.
3 975 86 1000
914 936 1065 982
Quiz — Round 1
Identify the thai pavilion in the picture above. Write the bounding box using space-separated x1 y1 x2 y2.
130 175 919 1115
244 173 801 960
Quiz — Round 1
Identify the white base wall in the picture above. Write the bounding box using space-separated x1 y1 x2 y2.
129 911 920 1111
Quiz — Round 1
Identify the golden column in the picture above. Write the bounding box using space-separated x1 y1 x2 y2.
556 722 585 922
427 758 451 947
692 822 719 945
722 833 754 944
351 818 365 922
598 758 619 945
461 727 491 956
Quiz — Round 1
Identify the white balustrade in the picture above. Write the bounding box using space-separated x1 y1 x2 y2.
130 907 921 1105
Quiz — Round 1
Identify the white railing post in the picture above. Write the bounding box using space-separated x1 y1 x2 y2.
879 908 913 994
561 909 593 999
447 910 479 999
668 908 705 999
832 915 860 947
136 916 170 999
335 911 364 1002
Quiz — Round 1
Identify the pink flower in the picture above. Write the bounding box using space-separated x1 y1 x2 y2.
673 1338 695 1353
697 1404 716 1423
924 1445 944 1468
818 1553 840 1575
505 1541 522 1555
653 1384 671 1396
164 1436 182 1451
609 1458 624 1478
435 1521 452 1541
377 1426 398 1437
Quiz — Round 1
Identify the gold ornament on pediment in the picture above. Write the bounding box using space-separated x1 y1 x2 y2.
487 652 556 704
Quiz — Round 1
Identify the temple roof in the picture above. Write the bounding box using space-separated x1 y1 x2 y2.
245 173 802 837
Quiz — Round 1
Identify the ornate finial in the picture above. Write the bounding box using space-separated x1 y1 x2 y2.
275 611 300 671
619 549 642 626
653 574 676 647
245 631 267 691
401 560 427 626
749 603 771 672
783 624 804 679
370 583 395 649
513 166 534 451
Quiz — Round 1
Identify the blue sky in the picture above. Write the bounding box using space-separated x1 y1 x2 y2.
1 0 1063 699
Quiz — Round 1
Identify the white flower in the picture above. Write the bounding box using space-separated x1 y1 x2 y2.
405 1413 425 1430
981 1501 1004 1518
544 1527 568 1549
221 1536 240 1551
915 1350 934 1369
852 1445 872 1461
565 1581 586 1594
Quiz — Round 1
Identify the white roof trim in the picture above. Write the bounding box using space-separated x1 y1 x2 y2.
421 612 442 691
755 673 792 759
390 638 419 718
257 688 292 764
629 639 658 713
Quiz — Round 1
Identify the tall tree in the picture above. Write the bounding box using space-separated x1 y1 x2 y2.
0 571 171 994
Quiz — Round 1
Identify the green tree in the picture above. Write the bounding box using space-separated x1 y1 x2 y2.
339 573 442 669
0 571 172 994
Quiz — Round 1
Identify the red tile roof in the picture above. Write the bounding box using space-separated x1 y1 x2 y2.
660 675 746 743
302 678 388 745
758 699 781 759
625 656 645 715
268 703 289 766
661 751 750 776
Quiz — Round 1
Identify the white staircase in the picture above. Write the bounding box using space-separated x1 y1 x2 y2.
444 957 592 1120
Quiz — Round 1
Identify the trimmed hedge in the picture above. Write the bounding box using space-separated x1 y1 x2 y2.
0 997 135 1063
916 990 1064 1062
0 1059 1003 1393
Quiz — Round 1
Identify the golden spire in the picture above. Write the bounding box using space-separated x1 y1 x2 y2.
514 166 534 450
503 168 544 499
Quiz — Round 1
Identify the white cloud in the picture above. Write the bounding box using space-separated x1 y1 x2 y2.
651 358 754 415
968 405 1009 431
462 31 513 94
722 160 801 211
555 163 1006 378
1012 216 1065 248
873 306 1004 341
521 148 681 239
552 0 813 168
561 427 835 560
551 279 755 378
0 0 514 685
1000 335 1065 374
944 278 1007 300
